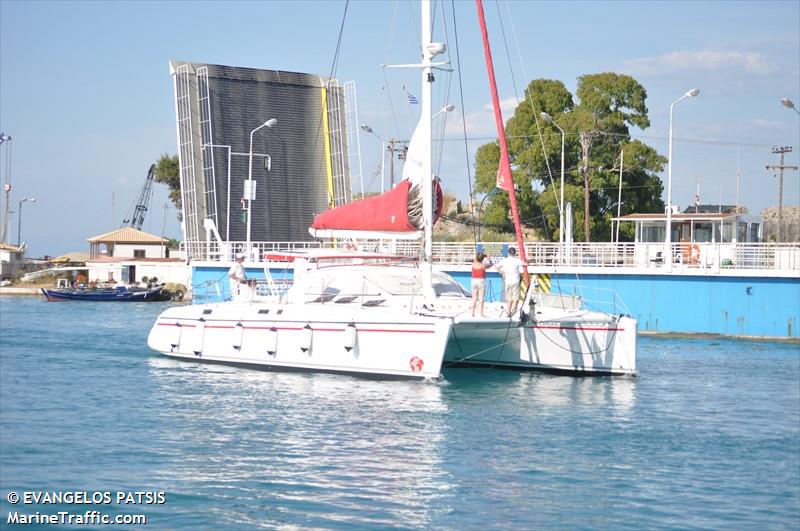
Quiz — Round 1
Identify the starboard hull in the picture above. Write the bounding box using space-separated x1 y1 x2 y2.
445 315 637 376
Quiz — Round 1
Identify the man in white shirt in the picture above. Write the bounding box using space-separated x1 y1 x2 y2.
498 247 525 315
228 253 248 300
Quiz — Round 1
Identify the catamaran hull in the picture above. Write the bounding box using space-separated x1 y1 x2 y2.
445 316 637 376
147 303 451 380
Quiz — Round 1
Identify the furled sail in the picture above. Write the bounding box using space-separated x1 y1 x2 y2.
309 180 442 236
309 117 443 239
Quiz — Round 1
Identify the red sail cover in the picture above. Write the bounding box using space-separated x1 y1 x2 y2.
310 180 443 232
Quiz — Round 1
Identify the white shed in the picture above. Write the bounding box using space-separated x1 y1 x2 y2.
87 227 168 259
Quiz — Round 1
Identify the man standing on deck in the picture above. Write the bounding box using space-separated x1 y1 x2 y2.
228 253 248 300
498 247 525 315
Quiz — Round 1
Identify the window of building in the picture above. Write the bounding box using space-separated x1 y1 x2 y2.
694 223 713 242
750 223 760 242
641 224 664 242
737 222 748 243
133 249 145 258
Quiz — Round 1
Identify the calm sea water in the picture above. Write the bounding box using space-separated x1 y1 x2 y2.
1 296 798 530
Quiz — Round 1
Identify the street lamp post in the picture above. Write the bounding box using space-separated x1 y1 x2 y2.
17 197 35 246
0 133 11 244
360 124 386 193
781 98 800 116
540 112 565 245
433 104 456 117
247 118 277 257
666 88 700 267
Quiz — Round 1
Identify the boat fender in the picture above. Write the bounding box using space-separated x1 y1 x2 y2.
409 356 424 373
300 324 313 354
233 321 243 350
266 326 278 356
344 322 357 352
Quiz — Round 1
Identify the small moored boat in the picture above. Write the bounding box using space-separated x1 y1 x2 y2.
41 285 166 302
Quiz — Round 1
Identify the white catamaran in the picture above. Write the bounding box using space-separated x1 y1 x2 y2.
147 0 637 379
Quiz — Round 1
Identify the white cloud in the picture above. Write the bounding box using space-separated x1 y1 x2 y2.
752 118 784 128
623 50 773 76
444 97 521 138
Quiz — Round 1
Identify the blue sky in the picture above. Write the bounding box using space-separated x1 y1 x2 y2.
1 0 798 256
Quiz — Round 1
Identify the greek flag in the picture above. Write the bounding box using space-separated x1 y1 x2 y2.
407 93 419 105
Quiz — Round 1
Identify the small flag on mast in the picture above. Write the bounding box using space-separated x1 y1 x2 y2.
407 93 419 105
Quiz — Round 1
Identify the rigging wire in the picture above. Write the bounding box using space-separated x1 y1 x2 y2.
382 2 402 139
307 0 351 193
326 0 350 83
434 0 455 179
450 0 478 243
503 0 559 215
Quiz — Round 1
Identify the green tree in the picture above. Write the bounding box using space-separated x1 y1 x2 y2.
474 79 574 238
474 74 666 242
153 153 181 212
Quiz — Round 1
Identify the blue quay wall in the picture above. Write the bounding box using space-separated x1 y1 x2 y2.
449 271 798 339
545 274 799 339
191 265 799 339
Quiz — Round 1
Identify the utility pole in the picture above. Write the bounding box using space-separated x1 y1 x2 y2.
386 139 408 189
765 146 798 242
579 130 597 242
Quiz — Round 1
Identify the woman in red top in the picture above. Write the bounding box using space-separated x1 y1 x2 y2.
471 252 490 317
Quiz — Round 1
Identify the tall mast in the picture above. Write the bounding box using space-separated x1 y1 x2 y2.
475 0 529 285
420 0 435 298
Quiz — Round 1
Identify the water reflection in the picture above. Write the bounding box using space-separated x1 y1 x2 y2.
147 358 450 528
443 369 636 414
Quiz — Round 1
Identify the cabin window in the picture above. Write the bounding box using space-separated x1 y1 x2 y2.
694 223 713 242
641 224 664 243
720 222 733 243
749 223 760 243
737 222 748 243
134 249 145 258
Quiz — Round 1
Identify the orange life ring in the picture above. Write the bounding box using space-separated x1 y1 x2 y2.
409 356 424 373
681 243 700 264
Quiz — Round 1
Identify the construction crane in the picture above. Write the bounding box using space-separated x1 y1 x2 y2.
123 164 155 231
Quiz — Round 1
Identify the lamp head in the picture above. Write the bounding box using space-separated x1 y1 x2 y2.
686 88 700 98
265 118 278 128
360 124 374 134
781 98 796 109
540 112 553 124
443 104 455 113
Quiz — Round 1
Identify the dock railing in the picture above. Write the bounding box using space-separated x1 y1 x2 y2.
180 240 800 274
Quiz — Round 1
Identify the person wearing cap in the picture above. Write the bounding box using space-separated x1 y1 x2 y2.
498 247 525 315
228 253 248 299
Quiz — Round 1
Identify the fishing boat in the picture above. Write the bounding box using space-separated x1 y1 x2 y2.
147 0 637 379
42 284 167 302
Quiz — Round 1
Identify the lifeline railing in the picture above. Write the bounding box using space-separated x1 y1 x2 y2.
180 240 800 273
